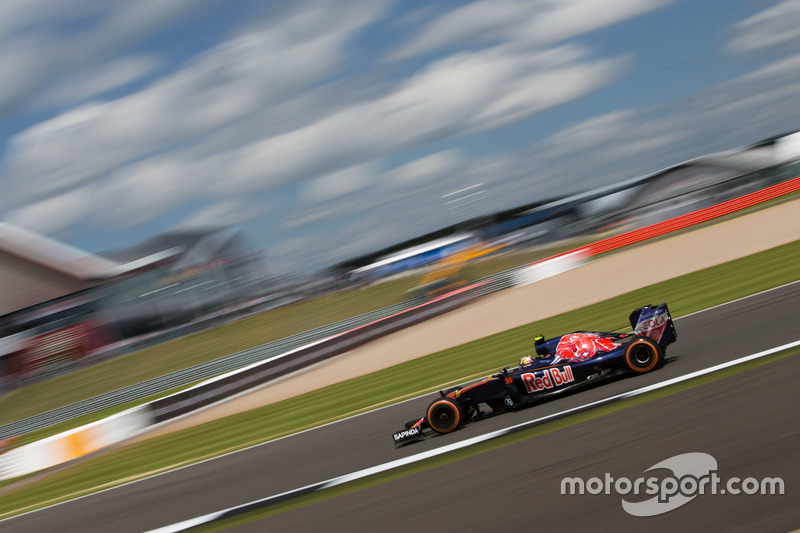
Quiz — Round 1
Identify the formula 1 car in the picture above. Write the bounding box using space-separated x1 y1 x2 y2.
392 303 677 446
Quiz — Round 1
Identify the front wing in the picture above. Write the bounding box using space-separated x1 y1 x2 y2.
392 424 425 446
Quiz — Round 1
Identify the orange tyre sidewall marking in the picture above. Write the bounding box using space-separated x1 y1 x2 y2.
625 340 658 373
427 400 460 433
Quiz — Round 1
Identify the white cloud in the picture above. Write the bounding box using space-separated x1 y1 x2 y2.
0 0 202 114
285 149 473 234
386 149 467 187
1 36 625 241
389 0 529 60
302 162 378 204
727 0 800 56
510 0 672 49
8 0 800 277
6 187 95 235
223 44 625 194
38 55 160 107
2 0 390 208
178 199 267 229
96 155 200 230
0 0 626 249
542 110 640 155
509 52 800 197
390 0 671 60
0 0 199 45
391 5 441 28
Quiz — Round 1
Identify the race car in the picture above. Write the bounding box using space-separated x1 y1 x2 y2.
392 303 677 446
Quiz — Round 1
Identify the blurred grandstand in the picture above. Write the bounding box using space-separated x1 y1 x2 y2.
341 131 800 284
0 226 269 390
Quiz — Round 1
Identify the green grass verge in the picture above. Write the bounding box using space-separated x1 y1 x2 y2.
193 346 800 532
0 240 798 518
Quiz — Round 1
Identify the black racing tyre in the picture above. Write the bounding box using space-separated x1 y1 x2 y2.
624 337 663 373
426 398 465 434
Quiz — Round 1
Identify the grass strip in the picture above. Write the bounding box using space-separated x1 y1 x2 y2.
0 240 797 517
193 346 800 532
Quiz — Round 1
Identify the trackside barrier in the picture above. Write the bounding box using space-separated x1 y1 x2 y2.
0 298 431 440
0 283 486 480
512 250 588 287
510 175 799 287
148 283 483 423
578 176 800 258
146 340 800 533
0 406 152 480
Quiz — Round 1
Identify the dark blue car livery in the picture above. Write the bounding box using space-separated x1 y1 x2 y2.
393 303 677 446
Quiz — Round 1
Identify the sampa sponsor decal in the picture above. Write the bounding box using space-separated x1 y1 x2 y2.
521 366 574 393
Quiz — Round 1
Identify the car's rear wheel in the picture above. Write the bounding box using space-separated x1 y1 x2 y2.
624 337 663 373
426 398 465 434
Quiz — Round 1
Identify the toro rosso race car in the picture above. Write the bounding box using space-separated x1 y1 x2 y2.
393 303 677 447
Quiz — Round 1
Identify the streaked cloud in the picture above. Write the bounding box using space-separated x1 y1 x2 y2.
727 0 800 56
0 0 797 275
389 0 671 60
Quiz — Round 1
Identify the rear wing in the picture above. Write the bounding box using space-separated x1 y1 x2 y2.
629 303 677 348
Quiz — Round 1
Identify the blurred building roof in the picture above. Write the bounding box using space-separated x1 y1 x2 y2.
0 223 184 318
0 223 114 317
102 226 242 273
0 223 119 281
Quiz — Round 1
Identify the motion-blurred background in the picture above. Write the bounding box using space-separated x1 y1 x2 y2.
1 0 799 414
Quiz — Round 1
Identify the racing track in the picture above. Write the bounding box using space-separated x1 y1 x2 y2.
252 331 800 533
2 283 800 532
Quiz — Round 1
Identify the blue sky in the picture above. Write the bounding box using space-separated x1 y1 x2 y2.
1 0 800 275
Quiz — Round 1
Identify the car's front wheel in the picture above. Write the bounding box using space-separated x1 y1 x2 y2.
426 398 465 434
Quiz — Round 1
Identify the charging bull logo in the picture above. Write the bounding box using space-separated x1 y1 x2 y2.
555 334 620 361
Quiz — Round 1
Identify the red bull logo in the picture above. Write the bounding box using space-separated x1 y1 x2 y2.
521 366 575 393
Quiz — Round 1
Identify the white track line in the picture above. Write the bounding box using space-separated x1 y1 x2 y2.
675 279 800 321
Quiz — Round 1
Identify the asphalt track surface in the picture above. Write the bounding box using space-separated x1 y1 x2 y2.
3 282 800 533
249 332 800 533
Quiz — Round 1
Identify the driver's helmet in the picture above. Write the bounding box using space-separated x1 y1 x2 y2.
519 355 534 367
